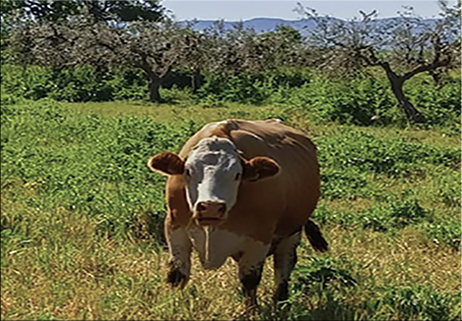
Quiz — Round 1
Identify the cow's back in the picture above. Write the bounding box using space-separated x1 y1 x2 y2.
167 119 320 243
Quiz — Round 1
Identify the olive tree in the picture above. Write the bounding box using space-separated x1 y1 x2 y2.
171 24 214 93
79 20 182 102
1 0 163 24
7 0 184 102
200 22 306 77
298 0 460 123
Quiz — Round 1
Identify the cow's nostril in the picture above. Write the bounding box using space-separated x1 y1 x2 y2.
218 203 226 214
196 201 226 216
196 202 207 212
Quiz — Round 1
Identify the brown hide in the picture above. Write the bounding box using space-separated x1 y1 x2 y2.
164 119 320 244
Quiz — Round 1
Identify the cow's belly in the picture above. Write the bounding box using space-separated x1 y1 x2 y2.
187 226 248 270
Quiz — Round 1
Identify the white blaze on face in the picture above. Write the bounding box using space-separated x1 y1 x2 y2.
184 136 242 216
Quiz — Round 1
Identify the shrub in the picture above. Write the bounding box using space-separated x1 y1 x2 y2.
405 76 461 127
315 131 460 177
2 64 460 129
424 216 461 250
313 200 432 232
197 69 312 105
268 74 397 125
370 285 461 321
1 65 148 102
321 168 377 200
292 256 357 291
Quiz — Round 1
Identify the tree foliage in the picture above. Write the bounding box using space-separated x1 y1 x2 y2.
0 0 164 23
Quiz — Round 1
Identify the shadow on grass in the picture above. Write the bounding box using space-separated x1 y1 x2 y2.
255 284 461 321
255 291 358 321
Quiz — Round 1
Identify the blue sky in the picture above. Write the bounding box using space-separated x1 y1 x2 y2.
162 0 454 21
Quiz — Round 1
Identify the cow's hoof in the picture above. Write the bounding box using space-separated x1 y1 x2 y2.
243 301 259 319
167 269 188 288
274 281 289 302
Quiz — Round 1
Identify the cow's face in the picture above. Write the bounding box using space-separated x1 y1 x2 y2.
148 136 280 226
183 137 242 225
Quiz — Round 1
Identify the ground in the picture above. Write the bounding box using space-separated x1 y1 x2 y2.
1 99 460 320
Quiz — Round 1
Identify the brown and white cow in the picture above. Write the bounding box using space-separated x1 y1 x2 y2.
147 119 328 308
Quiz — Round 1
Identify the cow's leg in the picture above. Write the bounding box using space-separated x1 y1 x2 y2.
273 231 301 302
238 242 270 309
165 225 192 288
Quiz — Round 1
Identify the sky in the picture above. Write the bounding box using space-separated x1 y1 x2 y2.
161 0 454 21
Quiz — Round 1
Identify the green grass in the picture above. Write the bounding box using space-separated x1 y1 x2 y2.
1 98 461 320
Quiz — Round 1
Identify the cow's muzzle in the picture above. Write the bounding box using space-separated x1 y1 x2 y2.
193 201 227 226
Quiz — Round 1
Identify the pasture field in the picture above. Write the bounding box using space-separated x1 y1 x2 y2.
1 97 461 320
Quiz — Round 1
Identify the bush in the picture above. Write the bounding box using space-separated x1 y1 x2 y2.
424 216 461 250
315 131 460 177
1 64 460 128
405 76 461 127
313 199 432 232
370 285 461 321
1 65 54 100
292 256 358 291
197 69 312 105
1 65 148 102
321 168 377 200
267 74 395 124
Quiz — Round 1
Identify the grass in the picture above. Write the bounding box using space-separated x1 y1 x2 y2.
1 98 461 320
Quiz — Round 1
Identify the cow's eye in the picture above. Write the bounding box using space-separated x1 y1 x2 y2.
235 173 241 180
185 169 191 177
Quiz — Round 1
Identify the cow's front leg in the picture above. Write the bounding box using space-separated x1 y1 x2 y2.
165 226 192 288
238 241 270 309
273 231 301 302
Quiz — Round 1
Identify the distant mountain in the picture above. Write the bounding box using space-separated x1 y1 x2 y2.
181 18 323 35
183 18 317 34
180 17 443 36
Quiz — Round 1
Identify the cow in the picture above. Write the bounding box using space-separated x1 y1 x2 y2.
147 119 328 309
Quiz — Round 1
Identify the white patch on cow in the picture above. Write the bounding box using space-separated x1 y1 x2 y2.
208 120 229 129
204 225 212 263
168 228 192 278
244 131 264 142
187 226 264 270
238 241 271 276
184 137 242 215
200 120 237 135
269 118 283 123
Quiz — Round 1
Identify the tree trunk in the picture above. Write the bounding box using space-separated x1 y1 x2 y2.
191 68 202 94
385 70 426 124
138 58 168 103
148 78 162 102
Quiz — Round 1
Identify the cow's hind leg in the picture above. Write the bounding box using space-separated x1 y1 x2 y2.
273 231 301 302
238 242 270 310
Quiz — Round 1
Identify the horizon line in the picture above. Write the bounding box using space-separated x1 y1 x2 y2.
174 15 442 22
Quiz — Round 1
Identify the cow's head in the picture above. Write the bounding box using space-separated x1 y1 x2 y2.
148 136 280 226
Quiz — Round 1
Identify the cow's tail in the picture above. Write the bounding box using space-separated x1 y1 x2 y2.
304 220 328 252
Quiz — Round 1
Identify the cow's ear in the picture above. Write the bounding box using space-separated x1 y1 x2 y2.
148 152 185 176
241 156 280 182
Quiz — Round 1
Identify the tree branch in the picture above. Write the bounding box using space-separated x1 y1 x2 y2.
402 57 450 81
